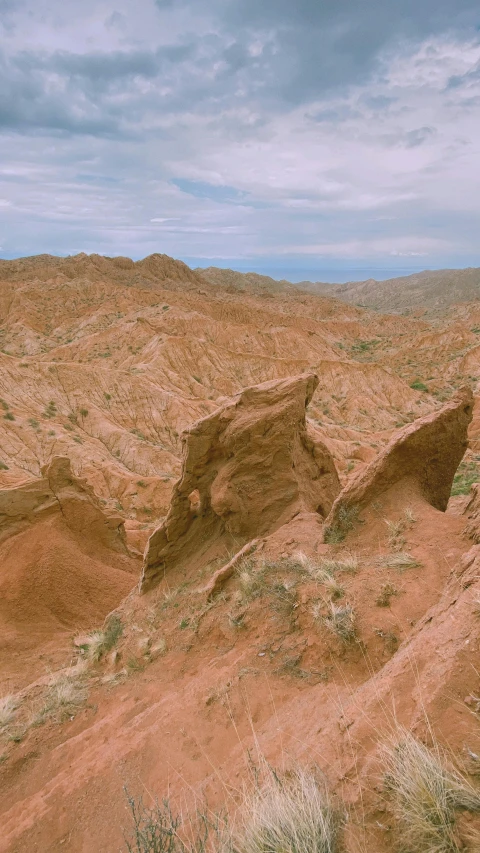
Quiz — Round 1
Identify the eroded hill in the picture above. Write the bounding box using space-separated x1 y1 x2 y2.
1 254 480 853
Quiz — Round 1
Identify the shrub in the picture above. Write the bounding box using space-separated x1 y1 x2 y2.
3 411 14 421
0 460 8 471
410 380 428 392
324 505 359 544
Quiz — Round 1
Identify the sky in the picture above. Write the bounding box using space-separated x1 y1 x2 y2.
1 0 480 279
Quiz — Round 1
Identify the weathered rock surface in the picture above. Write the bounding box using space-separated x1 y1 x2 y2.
0 456 127 551
141 373 340 591
0 456 137 691
323 386 474 540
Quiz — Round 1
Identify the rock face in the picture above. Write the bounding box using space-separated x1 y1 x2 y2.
140 373 340 592
323 386 474 541
0 456 127 552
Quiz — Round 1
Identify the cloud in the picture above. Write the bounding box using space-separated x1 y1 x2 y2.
0 0 479 269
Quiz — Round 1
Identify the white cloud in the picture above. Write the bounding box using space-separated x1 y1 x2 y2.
0 2 479 268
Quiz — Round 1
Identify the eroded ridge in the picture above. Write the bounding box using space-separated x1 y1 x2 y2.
141 373 340 592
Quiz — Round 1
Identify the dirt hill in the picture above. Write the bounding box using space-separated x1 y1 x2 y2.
2 253 480 853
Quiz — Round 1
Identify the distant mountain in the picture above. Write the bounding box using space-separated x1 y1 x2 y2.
196 265 294 294
197 265 480 314
326 268 480 314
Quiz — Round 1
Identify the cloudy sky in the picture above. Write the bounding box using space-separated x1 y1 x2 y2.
1 0 480 278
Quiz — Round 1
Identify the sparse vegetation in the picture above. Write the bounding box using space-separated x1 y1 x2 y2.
316 555 358 575
34 673 88 725
451 459 480 496
43 400 57 418
324 504 360 543
383 730 480 853
232 767 340 853
410 380 428 392
376 582 399 607
124 765 340 853
321 602 357 642
377 552 421 571
77 614 124 663
0 694 17 730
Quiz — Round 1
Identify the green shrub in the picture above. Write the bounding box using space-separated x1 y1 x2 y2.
451 459 480 496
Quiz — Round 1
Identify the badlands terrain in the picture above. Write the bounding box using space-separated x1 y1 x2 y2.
1 253 480 852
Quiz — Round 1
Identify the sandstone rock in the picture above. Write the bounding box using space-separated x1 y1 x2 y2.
202 538 261 600
44 457 127 553
0 455 127 552
323 386 473 541
140 373 340 592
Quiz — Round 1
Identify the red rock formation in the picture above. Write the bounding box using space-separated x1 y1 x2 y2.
0 456 127 552
323 386 474 541
0 456 137 691
140 373 340 591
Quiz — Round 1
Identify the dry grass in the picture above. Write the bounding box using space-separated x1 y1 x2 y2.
377 552 421 571
383 730 480 853
375 582 399 607
385 508 417 552
231 766 341 853
317 556 358 576
322 602 357 642
76 614 124 663
33 673 88 725
313 572 345 601
324 504 360 544
0 694 18 730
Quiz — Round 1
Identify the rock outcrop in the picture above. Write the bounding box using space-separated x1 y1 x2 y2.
140 373 340 592
0 456 127 552
323 386 474 541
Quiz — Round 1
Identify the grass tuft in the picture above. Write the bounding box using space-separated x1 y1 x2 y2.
231 766 341 853
77 614 124 663
323 602 357 642
324 504 359 544
376 552 421 571
375 582 399 607
383 730 480 853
